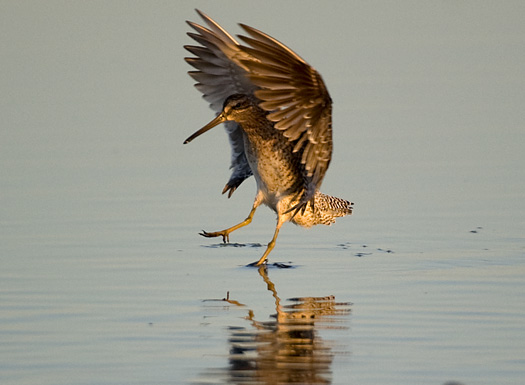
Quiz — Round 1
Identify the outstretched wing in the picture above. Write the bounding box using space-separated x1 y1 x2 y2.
238 24 333 193
185 10 333 200
185 10 255 196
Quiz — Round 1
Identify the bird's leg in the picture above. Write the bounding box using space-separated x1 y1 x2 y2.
200 207 256 243
200 192 262 243
254 216 284 266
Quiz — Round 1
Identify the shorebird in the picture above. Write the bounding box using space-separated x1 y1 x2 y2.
183 10 353 266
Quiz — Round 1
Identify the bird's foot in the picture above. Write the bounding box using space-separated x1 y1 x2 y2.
246 259 268 267
199 230 230 243
245 261 294 268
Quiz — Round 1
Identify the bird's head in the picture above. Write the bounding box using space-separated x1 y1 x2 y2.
183 94 257 144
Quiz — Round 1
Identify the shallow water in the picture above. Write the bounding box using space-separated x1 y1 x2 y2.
2 2 525 385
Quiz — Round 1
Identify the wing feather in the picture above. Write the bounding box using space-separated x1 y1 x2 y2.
185 10 256 195
238 24 333 192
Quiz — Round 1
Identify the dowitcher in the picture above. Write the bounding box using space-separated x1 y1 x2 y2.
183 10 353 266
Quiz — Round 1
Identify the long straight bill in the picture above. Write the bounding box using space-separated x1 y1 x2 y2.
183 113 226 144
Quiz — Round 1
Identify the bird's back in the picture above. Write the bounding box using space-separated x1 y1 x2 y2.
230 96 307 208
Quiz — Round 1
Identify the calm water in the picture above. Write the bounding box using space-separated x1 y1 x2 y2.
2 2 525 385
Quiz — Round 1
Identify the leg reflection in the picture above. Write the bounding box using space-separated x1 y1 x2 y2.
224 267 351 384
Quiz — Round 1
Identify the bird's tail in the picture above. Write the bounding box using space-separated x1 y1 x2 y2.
313 192 353 225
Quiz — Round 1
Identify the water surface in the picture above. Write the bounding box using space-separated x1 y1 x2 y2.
1 2 525 385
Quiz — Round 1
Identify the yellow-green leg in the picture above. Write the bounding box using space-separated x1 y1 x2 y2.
254 217 284 266
200 192 262 243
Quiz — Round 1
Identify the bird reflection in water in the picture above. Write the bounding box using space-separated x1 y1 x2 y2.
196 266 351 384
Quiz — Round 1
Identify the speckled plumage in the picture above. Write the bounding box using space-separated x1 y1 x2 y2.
183 11 353 265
